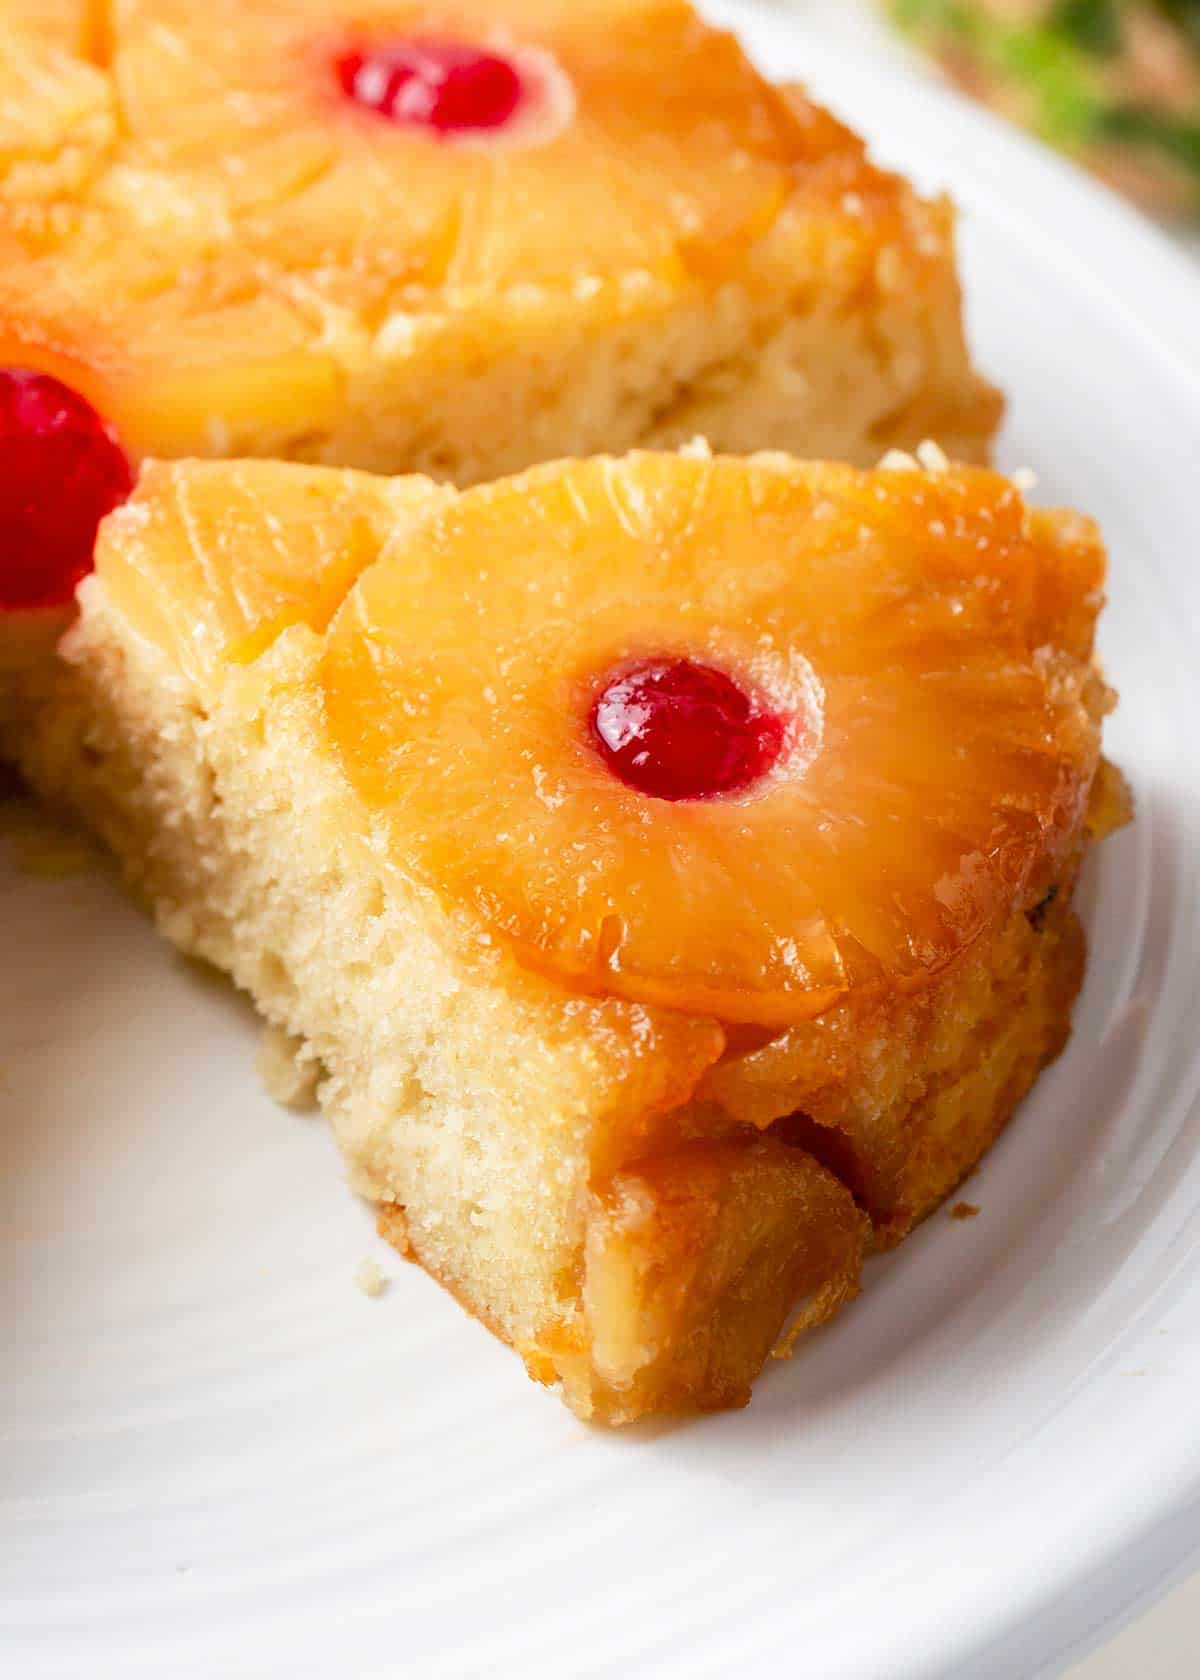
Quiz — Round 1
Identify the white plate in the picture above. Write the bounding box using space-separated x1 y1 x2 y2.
3 6 1200 1676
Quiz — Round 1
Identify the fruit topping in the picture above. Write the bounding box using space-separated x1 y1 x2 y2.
337 39 524 134
591 657 787 801
0 370 132 612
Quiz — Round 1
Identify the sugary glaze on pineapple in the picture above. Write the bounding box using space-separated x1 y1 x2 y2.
0 0 999 483
322 454 1105 1025
10 449 1119 1423
96 459 453 694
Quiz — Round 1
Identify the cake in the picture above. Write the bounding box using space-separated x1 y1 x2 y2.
0 0 1000 474
0 0 1001 732
7 446 1124 1423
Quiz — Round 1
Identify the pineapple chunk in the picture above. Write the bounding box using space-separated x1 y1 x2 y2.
99 459 448 696
0 20 113 200
568 1138 866 1423
0 2 95 53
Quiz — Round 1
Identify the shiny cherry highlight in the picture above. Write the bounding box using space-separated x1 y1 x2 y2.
590 657 787 802
337 39 524 133
0 370 133 613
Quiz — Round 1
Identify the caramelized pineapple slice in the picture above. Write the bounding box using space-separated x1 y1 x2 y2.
322 453 1105 1027
0 2 94 52
0 15 113 200
109 0 802 294
96 459 449 698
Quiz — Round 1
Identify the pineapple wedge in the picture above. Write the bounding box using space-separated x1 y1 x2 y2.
8 449 1122 1423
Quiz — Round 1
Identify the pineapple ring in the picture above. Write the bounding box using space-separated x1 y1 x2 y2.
321 454 1104 1025
107 0 806 300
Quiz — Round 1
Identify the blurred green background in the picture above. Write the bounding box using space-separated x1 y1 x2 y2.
786 1 1200 218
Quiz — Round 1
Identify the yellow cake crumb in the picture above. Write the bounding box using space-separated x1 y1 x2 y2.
354 1258 388 1299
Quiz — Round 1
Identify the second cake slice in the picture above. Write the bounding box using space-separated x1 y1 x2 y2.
0 0 998 476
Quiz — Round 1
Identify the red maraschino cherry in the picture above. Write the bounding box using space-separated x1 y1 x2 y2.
591 657 788 801
0 369 133 612
337 39 525 134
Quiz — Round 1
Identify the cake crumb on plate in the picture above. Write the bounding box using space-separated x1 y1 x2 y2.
355 1258 388 1299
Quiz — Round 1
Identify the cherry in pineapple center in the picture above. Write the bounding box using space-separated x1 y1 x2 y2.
0 370 132 613
590 657 789 802
337 39 526 133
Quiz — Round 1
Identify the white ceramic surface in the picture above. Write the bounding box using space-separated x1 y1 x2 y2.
3 5 1200 1676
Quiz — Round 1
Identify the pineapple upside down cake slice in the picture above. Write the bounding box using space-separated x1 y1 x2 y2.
0 0 1001 735
11 446 1126 1423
